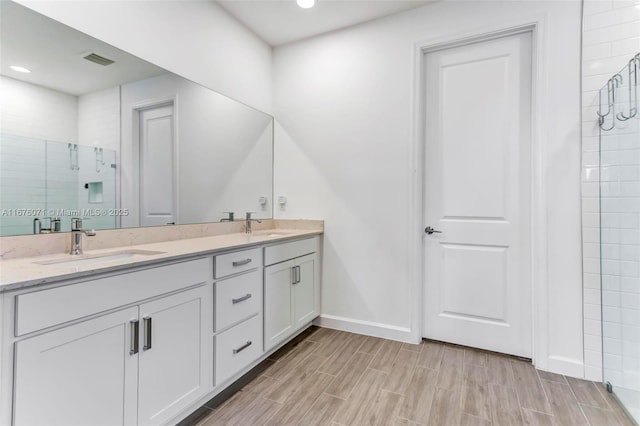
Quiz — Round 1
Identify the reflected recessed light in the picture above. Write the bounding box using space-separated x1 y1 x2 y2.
10 65 31 73
297 0 315 8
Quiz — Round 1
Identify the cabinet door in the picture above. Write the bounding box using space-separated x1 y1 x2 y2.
13 307 139 426
264 259 295 351
137 285 211 426
294 254 318 328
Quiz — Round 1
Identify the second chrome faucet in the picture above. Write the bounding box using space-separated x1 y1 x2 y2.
70 218 96 255
245 212 261 234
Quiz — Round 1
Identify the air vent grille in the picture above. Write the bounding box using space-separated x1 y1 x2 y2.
83 53 115 66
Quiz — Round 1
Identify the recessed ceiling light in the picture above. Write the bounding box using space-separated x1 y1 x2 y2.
297 0 315 8
10 65 31 73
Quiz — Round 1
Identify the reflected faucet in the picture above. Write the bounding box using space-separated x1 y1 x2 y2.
220 212 234 222
70 218 96 255
245 212 262 234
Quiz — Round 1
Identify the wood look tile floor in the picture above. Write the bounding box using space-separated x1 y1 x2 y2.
195 327 634 426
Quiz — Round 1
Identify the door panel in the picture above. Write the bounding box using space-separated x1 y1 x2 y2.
423 32 532 357
140 104 176 227
13 307 139 426
264 260 294 351
294 254 317 327
137 285 209 426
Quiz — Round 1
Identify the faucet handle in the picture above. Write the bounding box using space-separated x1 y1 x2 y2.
245 212 255 220
222 212 235 221
71 217 82 230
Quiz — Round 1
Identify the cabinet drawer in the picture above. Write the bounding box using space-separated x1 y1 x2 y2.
215 270 261 332
215 248 262 278
264 236 319 266
15 258 212 336
215 315 263 386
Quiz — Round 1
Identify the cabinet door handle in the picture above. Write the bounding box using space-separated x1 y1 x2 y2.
233 340 252 354
291 266 297 285
129 319 139 355
143 316 152 351
232 293 252 304
294 265 301 284
232 258 252 267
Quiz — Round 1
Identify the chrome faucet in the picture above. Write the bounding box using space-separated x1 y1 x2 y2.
220 212 235 222
70 218 96 255
245 212 262 234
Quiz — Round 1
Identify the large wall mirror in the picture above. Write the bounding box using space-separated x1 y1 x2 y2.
0 1 273 236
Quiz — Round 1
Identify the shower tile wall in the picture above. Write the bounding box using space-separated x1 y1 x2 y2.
0 135 46 236
581 0 640 382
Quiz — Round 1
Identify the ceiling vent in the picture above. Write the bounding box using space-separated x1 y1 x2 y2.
83 53 115 66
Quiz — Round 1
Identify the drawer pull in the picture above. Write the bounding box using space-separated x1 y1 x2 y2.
129 319 139 355
233 340 252 354
143 316 152 351
232 293 252 304
232 258 252 267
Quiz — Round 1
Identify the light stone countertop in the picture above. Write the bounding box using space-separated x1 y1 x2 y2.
0 228 322 292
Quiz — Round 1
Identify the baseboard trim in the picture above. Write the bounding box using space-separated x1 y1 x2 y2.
313 314 416 343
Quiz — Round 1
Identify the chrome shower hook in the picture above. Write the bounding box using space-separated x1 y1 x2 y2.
599 74 622 131
616 57 638 121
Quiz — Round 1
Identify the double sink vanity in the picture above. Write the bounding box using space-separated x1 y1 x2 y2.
0 219 323 425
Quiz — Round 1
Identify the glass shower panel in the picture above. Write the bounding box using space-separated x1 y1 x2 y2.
599 53 640 423
45 141 79 232
0 134 46 236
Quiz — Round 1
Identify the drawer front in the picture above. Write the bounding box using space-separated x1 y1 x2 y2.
215 270 261 332
215 315 263 386
264 236 319 266
215 248 262 279
15 258 212 336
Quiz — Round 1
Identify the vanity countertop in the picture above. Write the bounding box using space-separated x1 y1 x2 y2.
0 228 322 292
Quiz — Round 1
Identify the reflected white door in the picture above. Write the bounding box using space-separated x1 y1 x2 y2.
140 104 176 226
422 32 532 357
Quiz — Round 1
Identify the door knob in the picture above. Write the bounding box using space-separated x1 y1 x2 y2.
424 226 442 235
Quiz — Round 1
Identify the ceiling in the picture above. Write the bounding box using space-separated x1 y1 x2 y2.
215 0 435 46
0 1 166 96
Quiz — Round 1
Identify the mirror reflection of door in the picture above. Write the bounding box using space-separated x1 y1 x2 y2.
138 103 176 226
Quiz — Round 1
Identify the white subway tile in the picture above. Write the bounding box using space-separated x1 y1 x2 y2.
604 336 623 354
586 302 604 320
585 349 604 368
584 0 613 16
586 318 604 336
582 257 600 274
611 36 640 56
584 365 603 381
586 333 603 351
604 306 623 323
586 288 603 305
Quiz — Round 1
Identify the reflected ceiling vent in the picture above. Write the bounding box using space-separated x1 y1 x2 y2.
83 53 115 66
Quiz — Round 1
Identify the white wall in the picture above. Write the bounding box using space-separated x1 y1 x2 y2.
273 0 584 376
0 75 77 143
581 0 640 383
14 0 273 114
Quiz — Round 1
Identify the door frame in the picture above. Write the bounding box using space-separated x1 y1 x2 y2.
408 16 549 368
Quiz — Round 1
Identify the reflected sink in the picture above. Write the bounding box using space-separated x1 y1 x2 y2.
35 250 167 268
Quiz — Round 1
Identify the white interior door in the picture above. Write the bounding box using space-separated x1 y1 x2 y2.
139 104 176 226
422 32 532 358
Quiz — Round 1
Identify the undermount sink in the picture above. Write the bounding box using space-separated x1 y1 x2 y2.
253 230 294 237
35 250 167 268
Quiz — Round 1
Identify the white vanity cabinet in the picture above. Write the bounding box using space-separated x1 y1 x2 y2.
1 232 322 426
264 237 320 351
9 258 212 426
